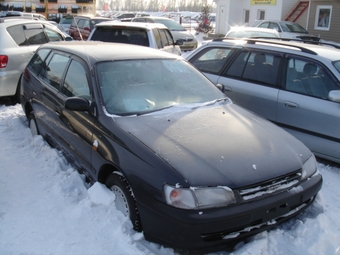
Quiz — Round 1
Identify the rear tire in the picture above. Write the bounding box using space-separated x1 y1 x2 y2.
105 172 142 231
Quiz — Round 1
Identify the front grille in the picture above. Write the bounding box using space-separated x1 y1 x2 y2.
201 195 314 242
238 171 302 201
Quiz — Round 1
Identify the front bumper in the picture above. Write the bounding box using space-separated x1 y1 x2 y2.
137 173 322 252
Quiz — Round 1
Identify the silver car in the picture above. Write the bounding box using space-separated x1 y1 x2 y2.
88 21 182 56
131 16 198 51
0 18 71 103
251 20 309 39
186 38 340 164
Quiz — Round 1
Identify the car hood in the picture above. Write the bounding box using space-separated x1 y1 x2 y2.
171 30 196 41
115 104 311 188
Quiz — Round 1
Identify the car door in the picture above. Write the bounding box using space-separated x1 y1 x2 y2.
30 50 68 148
56 56 96 177
277 55 340 162
189 46 282 121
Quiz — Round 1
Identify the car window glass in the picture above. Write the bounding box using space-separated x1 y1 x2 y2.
78 19 85 29
190 47 235 74
268 22 280 31
70 18 77 27
24 27 48 45
44 27 63 41
258 22 269 28
159 29 169 47
83 20 90 29
241 52 281 86
286 58 338 99
41 53 69 90
152 28 163 49
97 59 224 115
6 25 26 46
61 60 90 98
28 49 51 75
164 29 174 44
224 51 249 78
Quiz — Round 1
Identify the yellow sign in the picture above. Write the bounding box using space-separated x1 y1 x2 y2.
251 0 276 5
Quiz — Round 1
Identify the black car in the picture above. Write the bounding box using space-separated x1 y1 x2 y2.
20 41 322 252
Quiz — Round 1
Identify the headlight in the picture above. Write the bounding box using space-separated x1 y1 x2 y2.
301 154 317 180
164 184 236 209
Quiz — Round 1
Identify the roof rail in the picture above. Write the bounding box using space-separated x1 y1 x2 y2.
212 37 318 55
245 38 318 55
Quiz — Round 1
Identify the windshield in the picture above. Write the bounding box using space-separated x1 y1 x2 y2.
96 59 226 116
154 19 186 31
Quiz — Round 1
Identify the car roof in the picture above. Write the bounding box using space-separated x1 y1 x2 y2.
0 18 53 26
208 38 340 61
226 27 280 37
40 41 180 63
74 15 111 20
94 20 168 29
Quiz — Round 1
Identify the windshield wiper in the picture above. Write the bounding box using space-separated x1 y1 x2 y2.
191 98 228 110
136 105 174 116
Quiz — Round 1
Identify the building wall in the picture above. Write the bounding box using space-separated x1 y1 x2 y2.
308 0 340 43
214 0 308 34
1 0 95 16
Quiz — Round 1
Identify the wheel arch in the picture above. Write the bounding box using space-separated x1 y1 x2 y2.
97 163 121 184
24 102 33 119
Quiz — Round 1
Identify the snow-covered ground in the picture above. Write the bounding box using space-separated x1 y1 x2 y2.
1 32 340 255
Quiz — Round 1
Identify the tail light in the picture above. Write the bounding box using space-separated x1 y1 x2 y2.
0 55 8 68
23 66 30 81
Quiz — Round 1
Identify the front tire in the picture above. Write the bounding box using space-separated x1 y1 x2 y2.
29 112 39 137
105 172 142 231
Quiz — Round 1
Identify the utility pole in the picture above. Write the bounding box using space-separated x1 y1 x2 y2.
45 0 49 19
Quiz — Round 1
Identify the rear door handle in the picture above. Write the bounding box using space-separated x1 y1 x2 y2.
284 101 299 109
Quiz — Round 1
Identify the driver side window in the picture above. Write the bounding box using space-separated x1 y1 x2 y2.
285 58 338 99
61 60 90 98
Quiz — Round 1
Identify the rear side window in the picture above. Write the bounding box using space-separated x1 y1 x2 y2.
225 51 282 86
7 25 26 46
190 47 236 74
41 53 69 90
152 28 163 49
159 29 170 47
28 49 51 75
24 23 49 45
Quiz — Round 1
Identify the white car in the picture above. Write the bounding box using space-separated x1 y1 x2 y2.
251 20 309 39
88 21 182 56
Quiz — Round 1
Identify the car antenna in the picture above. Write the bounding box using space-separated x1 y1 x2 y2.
73 15 84 41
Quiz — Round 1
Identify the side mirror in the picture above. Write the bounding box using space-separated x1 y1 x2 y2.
84 27 90 31
216 83 225 93
65 97 90 111
175 39 184 46
329 90 340 103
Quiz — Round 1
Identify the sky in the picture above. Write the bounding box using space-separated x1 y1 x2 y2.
1 32 340 255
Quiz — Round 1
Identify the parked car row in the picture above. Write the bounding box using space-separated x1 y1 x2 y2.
2 15 338 253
